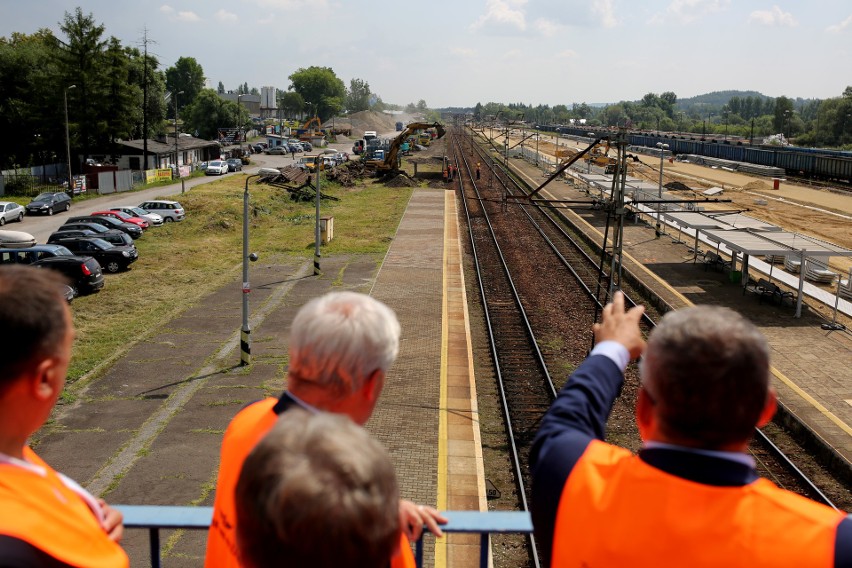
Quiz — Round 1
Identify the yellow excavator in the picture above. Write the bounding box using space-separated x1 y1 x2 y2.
583 141 617 173
366 122 446 172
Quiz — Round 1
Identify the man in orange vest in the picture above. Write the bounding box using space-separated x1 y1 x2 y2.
205 291 446 568
531 293 851 567
0 265 128 567
235 410 401 568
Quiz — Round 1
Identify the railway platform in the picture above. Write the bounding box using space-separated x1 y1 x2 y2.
504 153 852 477
33 187 487 567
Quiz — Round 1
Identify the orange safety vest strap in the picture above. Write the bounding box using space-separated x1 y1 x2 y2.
0 449 129 568
391 532 416 568
552 440 843 568
205 398 279 568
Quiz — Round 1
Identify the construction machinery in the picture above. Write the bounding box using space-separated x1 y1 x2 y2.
297 116 325 142
583 141 617 173
366 122 446 172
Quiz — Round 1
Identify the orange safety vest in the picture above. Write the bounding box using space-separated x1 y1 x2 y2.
205 398 416 568
551 440 844 568
0 448 129 568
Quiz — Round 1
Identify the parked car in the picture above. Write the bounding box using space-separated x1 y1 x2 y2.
137 200 185 222
66 215 143 239
55 222 133 246
49 228 134 249
110 206 163 227
0 244 104 294
205 160 229 175
0 229 36 248
252 144 264 153
226 158 243 172
91 209 149 230
265 146 288 155
47 235 138 273
0 202 25 225
287 143 303 153
25 192 71 216
301 141 313 152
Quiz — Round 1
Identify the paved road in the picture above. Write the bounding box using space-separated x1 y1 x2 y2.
11 138 358 243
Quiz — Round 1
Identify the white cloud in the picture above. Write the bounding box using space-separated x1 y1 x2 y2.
591 0 617 28
667 0 730 24
470 0 528 33
249 0 329 12
451 47 477 59
748 5 797 27
214 9 238 23
533 18 563 37
826 14 852 33
160 5 200 22
555 49 578 59
175 11 200 22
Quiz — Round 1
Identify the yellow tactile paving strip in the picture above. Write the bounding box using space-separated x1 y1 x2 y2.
436 189 489 568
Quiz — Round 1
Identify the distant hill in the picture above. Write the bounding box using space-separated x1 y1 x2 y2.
677 90 769 106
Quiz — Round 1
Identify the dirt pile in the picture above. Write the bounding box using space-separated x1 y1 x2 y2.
346 111 400 138
742 180 771 191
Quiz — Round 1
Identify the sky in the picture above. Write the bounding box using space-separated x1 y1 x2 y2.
1 0 851 109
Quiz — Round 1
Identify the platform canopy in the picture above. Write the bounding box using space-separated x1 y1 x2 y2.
702 227 852 317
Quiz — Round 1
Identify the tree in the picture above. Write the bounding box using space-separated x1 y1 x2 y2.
184 88 234 139
55 7 109 161
217 81 224 94
345 78 371 113
774 96 794 134
416 99 428 112
279 91 304 118
165 57 205 117
288 66 345 122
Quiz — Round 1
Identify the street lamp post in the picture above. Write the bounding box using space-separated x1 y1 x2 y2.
784 110 792 143
656 142 669 238
241 173 261 366
64 84 77 195
174 90 184 179
723 110 729 140
587 132 595 173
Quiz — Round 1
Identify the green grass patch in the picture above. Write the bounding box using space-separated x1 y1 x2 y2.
65 174 412 386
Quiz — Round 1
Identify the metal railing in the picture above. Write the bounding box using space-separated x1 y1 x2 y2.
117 506 532 568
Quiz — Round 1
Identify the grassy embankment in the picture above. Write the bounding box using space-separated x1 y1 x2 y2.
65 173 415 390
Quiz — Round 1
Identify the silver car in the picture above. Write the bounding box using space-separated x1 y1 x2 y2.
0 201 25 226
111 206 163 227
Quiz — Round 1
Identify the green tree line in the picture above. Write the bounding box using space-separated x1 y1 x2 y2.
472 88 852 148
0 7 419 171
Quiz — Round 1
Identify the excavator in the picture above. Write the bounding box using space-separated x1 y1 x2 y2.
297 116 324 141
583 140 617 174
366 122 446 172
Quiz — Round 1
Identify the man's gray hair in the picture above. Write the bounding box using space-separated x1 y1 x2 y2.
288 292 401 396
641 305 770 448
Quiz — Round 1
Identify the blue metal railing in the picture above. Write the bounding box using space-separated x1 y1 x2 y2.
117 506 532 568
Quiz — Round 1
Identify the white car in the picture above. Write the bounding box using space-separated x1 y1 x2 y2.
137 200 185 223
110 206 164 227
0 229 36 248
205 160 229 175
0 201 25 226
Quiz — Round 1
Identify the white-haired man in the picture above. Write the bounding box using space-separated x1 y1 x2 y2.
205 291 445 568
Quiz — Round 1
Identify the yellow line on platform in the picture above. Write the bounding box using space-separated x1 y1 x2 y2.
435 190 451 568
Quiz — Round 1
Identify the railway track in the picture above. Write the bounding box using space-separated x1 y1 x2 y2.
447 126 841 567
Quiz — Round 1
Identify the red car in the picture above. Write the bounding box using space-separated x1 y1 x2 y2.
91 210 149 230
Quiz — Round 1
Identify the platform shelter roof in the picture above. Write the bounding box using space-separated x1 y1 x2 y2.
702 229 852 258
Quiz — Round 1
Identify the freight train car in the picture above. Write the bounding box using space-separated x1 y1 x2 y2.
535 125 852 183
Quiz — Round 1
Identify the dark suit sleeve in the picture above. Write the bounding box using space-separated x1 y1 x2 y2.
0 536 73 568
529 354 625 566
836 516 852 568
